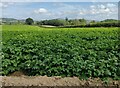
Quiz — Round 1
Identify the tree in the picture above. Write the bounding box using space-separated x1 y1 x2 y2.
39 19 66 26
65 17 68 22
25 18 34 25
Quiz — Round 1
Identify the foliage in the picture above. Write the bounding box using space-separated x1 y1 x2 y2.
37 19 66 26
36 18 86 26
2 25 120 80
61 22 120 28
101 19 118 23
36 18 119 27
25 18 34 25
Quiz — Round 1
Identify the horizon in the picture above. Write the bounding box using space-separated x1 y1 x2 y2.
1 2 118 21
1 17 119 22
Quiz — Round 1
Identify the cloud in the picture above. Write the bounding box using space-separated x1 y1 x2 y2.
34 8 48 14
54 3 117 19
2 2 118 21
98 4 106 9
84 4 111 15
87 3 117 20
0 3 8 8
32 2 117 20
90 5 95 8
107 3 116 8
0 2 15 8
99 8 110 13
79 9 87 15
51 3 86 17
79 11 84 15
104 8 110 12
89 3 117 15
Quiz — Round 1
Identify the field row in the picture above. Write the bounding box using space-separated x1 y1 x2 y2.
2 25 120 80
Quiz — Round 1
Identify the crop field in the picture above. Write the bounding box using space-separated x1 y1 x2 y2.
1 25 120 80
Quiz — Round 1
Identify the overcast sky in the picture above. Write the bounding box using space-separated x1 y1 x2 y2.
1 2 119 21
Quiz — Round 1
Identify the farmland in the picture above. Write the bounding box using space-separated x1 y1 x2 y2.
1 25 120 80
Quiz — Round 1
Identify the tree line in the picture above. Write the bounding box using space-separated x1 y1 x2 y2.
25 18 120 27
2 17 120 27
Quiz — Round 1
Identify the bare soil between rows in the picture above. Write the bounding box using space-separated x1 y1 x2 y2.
0 72 120 88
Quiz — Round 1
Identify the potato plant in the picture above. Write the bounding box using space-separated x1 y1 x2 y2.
2 25 120 80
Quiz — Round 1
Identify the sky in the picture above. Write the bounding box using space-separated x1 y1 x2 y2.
0 2 119 21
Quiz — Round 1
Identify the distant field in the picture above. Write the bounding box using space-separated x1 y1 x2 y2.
2 25 120 80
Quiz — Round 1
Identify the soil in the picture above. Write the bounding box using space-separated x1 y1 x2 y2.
0 71 120 88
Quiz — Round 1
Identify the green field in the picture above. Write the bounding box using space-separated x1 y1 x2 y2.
2 25 120 80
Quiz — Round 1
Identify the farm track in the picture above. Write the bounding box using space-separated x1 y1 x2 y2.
1 76 120 87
